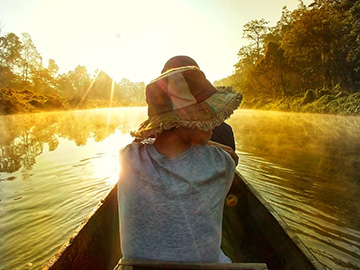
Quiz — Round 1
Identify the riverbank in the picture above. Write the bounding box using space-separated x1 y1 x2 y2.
0 88 70 115
0 88 145 115
241 89 360 115
2 87 360 116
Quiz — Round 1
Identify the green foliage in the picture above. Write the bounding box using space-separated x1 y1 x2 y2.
0 66 18 88
116 78 145 105
242 19 269 63
219 0 360 115
0 88 70 114
249 89 360 115
2 1 360 116
302 90 316 104
0 31 146 114
302 92 360 114
19 32 42 82
0 32 22 69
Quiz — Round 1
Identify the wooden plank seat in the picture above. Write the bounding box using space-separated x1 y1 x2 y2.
117 259 269 270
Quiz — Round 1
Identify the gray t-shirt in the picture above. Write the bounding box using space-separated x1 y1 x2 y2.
117 141 235 263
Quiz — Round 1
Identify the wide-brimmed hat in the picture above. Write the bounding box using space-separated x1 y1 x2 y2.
161 55 199 73
130 66 242 140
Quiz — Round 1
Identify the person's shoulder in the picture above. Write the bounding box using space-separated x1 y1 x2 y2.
207 144 235 165
120 138 155 155
198 144 230 158
120 142 141 155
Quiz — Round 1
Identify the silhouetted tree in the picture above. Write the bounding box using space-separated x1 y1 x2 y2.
242 19 269 63
19 33 42 82
0 32 22 69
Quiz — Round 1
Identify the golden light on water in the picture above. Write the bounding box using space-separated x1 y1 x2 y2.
1 108 360 269
92 130 134 186
92 153 119 186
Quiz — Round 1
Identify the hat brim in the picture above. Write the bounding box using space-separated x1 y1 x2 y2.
131 90 242 140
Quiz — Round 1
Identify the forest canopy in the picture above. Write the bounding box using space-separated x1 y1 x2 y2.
1 0 360 115
0 30 146 114
214 0 360 114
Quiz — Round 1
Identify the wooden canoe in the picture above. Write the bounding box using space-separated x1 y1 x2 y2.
41 172 324 270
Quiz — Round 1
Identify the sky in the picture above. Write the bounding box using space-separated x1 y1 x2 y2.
0 0 311 84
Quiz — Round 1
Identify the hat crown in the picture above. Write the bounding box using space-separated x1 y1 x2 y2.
131 58 242 140
146 66 216 117
161 55 199 73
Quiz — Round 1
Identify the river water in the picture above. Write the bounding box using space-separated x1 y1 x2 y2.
0 108 359 270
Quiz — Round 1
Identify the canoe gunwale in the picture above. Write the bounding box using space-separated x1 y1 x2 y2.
41 186 121 270
233 173 324 270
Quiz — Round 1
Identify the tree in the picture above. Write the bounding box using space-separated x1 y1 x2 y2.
0 32 23 88
116 78 145 105
281 1 344 90
19 33 42 82
242 19 269 63
68 65 91 105
89 70 113 100
0 66 18 88
341 0 360 91
0 32 22 70
232 19 270 100
263 6 299 45
47 59 59 76
235 45 258 70
32 59 59 94
57 73 75 98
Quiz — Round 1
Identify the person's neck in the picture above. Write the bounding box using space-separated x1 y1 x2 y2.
153 129 192 158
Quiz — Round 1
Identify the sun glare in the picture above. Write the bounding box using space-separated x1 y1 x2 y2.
14 0 235 84
3 0 314 85
93 130 133 186
79 69 101 106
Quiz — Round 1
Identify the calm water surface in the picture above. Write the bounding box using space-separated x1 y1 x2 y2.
0 108 359 270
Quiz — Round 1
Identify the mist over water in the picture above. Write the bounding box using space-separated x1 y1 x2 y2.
228 110 360 269
0 108 359 269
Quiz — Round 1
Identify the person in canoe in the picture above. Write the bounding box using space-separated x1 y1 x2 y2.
161 56 236 151
160 55 237 151
116 59 242 267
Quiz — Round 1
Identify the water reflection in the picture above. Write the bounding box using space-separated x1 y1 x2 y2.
228 110 360 269
0 108 147 174
1 108 360 269
0 107 147 270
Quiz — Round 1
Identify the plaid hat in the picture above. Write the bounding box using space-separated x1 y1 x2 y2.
130 66 242 140
161 55 199 73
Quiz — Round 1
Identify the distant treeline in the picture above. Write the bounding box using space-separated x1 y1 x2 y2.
0 31 145 114
215 0 360 115
1 0 360 115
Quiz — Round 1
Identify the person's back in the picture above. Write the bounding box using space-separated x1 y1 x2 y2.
117 65 242 263
118 138 234 262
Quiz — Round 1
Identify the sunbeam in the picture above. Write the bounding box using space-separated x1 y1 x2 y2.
79 69 101 107
109 79 115 108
